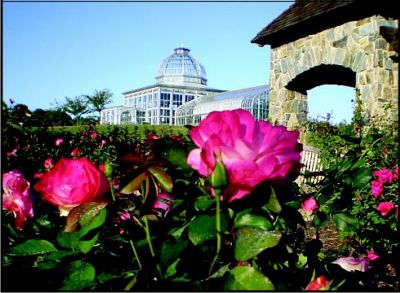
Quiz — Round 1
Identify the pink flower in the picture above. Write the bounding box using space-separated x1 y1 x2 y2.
2 170 34 230
301 198 319 214
100 139 107 147
55 138 64 146
373 168 394 184
332 256 371 272
376 201 395 216
6 148 18 157
393 166 398 181
34 172 43 179
90 131 98 139
367 250 379 261
305 275 330 291
44 158 54 169
187 110 302 202
152 193 174 216
120 212 131 220
34 158 110 216
371 180 384 198
71 148 81 157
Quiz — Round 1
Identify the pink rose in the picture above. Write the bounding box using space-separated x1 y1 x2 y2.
371 180 384 198
100 139 107 147
71 148 81 157
376 201 395 216
44 158 54 169
367 250 379 261
187 109 302 202
2 170 34 230
332 256 371 272
373 168 394 184
55 138 64 146
90 131 98 139
152 193 174 216
34 158 110 216
305 275 330 291
301 198 319 214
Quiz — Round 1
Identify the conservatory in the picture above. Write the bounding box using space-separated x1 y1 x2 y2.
175 85 269 125
100 47 224 125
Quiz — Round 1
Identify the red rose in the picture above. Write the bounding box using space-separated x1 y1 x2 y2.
34 158 110 216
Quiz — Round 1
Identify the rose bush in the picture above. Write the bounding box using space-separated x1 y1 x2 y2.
34 157 110 216
1 109 398 291
187 109 302 202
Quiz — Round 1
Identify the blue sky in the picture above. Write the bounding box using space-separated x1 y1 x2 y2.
3 1 354 124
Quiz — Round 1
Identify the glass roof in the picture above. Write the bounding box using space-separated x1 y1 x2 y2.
156 47 207 86
196 85 268 104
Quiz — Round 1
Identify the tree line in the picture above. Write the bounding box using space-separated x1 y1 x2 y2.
3 89 113 127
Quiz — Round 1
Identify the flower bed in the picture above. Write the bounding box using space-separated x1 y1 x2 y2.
2 110 398 291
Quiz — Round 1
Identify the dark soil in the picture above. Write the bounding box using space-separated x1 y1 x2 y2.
303 219 399 291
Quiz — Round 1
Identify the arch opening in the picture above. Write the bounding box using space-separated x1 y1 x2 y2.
308 85 355 124
286 64 356 95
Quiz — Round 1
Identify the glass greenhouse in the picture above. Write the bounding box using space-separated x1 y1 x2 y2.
100 47 269 126
175 85 269 125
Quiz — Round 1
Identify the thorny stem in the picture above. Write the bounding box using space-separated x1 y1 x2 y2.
108 179 116 202
143 216 163 280
129 239 143 270
209 189 222 277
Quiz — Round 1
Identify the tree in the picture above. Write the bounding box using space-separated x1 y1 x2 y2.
28 109 73 127
85 89 113 122
62 96 90 125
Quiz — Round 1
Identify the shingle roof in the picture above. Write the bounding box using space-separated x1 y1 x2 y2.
252 0 398 48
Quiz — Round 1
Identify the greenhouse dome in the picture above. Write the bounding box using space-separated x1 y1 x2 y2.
156 47 207 87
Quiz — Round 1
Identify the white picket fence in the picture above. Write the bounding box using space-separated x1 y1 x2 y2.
296 145 324 186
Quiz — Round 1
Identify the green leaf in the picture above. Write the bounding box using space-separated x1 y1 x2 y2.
352 167 372 188
194 195 214 211
60 260 96 291
312 211 329 230
148 166 173 193
264 186 282 213
208 263 230 279
120 171 147 194
165 258 180 279
157 140 193 173
234 227 281 261
333 213 360 232
234 213 272 231
64 201 108 232
57 209 106 253
160 240 188 268
8 239 57 256
188 214 228 246
168 223 190 240
224 266 275 290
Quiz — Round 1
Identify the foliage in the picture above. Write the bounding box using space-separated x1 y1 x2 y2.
84 89 113 120
1 110 398 291
61 96 90 125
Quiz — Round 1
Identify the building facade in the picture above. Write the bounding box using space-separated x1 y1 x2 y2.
100 47 225 125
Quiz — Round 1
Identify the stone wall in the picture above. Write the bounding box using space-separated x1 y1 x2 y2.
268 15 398 128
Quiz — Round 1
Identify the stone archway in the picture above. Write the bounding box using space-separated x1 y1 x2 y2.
252 1 398 129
